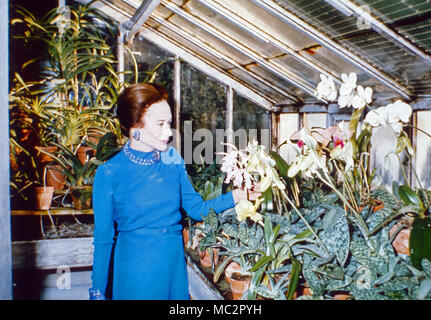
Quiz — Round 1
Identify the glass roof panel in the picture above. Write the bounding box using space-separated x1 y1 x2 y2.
274 0 431 95
159 10 257 65
182 0 286 59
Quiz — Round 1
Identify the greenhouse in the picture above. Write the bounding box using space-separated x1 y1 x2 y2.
1 0 431 301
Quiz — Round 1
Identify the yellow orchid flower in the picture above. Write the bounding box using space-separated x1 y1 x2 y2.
235 198 263 223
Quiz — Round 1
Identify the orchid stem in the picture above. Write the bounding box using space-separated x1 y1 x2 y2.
279 189 329 256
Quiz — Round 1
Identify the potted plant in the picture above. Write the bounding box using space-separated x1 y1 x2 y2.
39 132 122 210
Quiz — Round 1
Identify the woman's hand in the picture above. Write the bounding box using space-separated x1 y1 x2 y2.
232 186 261 204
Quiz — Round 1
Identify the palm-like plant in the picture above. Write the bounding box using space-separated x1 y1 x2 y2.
11 2 121 147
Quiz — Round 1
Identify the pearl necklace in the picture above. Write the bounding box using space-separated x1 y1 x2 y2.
123 141 160 166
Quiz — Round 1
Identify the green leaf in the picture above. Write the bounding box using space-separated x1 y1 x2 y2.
392 181 400 199
261 187 273 212
269 151 289 179
417 279 431 300
398 185 423 208
250 255 274 273
286 257 301 300
409 217 431 270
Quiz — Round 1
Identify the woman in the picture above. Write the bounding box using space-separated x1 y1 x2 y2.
89 83 258 300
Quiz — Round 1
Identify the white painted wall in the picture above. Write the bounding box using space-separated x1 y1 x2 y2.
415 111 431 189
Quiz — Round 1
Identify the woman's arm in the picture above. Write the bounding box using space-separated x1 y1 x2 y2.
90 164 116 299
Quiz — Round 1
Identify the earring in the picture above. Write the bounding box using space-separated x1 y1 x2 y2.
132 129 140 141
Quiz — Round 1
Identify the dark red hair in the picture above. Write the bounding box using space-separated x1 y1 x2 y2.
116 83 169 136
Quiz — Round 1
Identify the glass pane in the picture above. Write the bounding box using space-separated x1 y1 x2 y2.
180 63 226 164
233 92 271 151
124 36 174 95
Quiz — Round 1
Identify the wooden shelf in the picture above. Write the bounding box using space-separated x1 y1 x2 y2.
11 208 93 216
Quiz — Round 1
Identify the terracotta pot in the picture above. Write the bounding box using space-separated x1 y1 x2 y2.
230 272 251 300
294 282 312 299
224 261 241 284
46 164 66 190
183 227 190 248
70 185 93 210
333 293 352 300
389 217 413 255
349 199 385 213
198 247 219 268
77 146 95 165
35 146 57 164
302 286 312 296
34 186 54 210
87 131 104 145
371 200 385 212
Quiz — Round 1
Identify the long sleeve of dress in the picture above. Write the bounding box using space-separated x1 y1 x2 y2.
91 164 116 295
178 156 235 221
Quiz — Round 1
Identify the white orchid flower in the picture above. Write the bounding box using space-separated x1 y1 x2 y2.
352 85 373 109
338 72 357 108
364 101 412 134
330 140 354 171
386 100 412 124
299 128 318 149
338 93 355 108
364 106 388 127
339 72 357 96
259 166 273 192
315 74 337 101
269 167 285 190
287 157 301 178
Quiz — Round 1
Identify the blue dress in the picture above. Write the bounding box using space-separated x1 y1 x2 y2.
91 146 235 300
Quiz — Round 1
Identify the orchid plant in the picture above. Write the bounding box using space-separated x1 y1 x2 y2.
218 141 325 252
285 72 424 252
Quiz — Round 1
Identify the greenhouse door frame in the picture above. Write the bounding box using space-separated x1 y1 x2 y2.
1 0 12 300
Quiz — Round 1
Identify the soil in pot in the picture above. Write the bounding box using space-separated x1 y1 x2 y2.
34 186 54 210
71 186 93 210
224 261 241 284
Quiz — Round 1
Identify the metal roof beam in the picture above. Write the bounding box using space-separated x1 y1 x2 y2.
123 0 161 44
329 0 431 66
160 0 319 98
250 0 415 100
149 13 299 102
139 26 277 111
81 0 279 110
197 0 342 84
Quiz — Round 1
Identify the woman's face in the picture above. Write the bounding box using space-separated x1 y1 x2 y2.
132 100 173 152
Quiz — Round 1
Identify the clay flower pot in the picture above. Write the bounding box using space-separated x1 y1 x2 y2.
70 185 93 210
46 164 66 190
389 217 414 255
77 146 95 165
333 293 352 300
34 186 55 210
198 247 219 268
183 227 190 249
224 261 241 284
34 146 57 165
230 272 251 300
